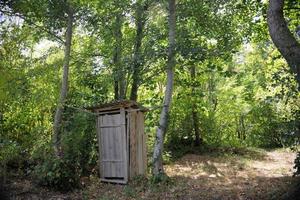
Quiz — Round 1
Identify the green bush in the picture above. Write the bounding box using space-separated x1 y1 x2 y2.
34 110 98 191
294 152 300 177
34 156 81 191
61 110 98 175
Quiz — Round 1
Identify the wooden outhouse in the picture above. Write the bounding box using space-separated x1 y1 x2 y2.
89 100 147 184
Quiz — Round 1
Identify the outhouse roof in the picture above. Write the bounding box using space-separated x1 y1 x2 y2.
87 100 148 112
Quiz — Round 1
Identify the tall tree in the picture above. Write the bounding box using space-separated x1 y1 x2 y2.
130 0 148 101
52 4 74 157
190 65 202 146
112 12 124 100
152 0 176 176
267 0 300 88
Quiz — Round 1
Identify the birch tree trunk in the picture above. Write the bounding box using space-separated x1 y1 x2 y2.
152 0 176 176
130 0 148 101
267 0 300 88
52 6 74 157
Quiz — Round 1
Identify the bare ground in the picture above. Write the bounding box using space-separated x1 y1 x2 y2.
164 149 299 200
3 148 300 200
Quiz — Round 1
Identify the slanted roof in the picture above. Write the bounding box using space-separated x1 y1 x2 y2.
87 100 148 112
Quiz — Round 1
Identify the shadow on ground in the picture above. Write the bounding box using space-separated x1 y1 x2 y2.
3 149 299 200
164 174 300 200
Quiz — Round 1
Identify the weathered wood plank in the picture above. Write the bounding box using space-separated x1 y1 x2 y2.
138 112 143 174
103 128 111 177
100 178 127 184
110 126 115 177
141 112 147 174
129 112 137 178
137 111 146 174
126 112 130 179
99 125 121 128
120 108 128 182
97 116 103 179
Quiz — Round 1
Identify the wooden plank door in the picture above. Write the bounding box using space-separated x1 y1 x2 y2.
97 109 128 183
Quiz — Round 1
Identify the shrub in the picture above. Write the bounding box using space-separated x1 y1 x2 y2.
34 110 98 191
34 156 81 191
294 152 300 177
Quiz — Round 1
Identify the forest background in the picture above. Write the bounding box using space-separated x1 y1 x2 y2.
0 0 300 191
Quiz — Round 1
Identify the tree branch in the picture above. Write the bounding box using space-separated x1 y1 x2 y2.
0 9 64 44
283 7 300 11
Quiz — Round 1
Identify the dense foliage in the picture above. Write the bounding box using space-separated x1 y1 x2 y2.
0 0 299 190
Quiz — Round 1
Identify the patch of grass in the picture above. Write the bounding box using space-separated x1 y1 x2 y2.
97 196 112 200
165 143 268 164
124 185 136 198
82 190 89 200
129 175 148 193
150 173 171 184
164 143 211 162
148 173 175 194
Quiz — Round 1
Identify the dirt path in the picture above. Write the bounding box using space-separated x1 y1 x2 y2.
164 149 298 200
4 148 300 200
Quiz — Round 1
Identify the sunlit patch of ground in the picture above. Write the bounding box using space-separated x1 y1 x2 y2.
164 149 298 200
5 148 300 200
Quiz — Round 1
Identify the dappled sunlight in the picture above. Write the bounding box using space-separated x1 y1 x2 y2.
4 149 299 200
163 149 299 199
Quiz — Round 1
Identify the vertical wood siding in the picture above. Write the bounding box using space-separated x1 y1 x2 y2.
97 112 128 182
96 107 146 184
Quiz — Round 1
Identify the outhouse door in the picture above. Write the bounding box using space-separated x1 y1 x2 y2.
97 109 128 183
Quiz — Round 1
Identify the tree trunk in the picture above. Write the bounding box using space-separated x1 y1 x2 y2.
236 115 240 139
190 65 202 146
240 115 246 140
152 0 176 176
52 6 74 157
114 79 119 100
130 1 148 101
113 13 126 100
192 109 201 146
267 0 300 88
